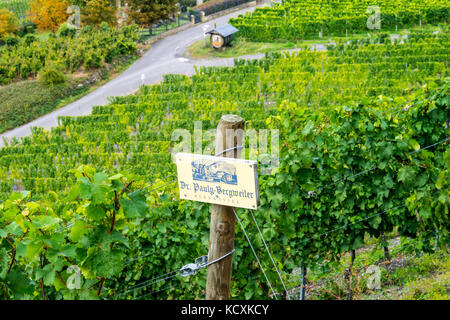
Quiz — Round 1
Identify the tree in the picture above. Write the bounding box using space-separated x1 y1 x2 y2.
0 9 18 38
127 0 178 34
27 0 70 32
83 0 117 27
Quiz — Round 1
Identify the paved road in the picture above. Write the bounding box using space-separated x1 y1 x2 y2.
0 6 262 146
0 4 327 146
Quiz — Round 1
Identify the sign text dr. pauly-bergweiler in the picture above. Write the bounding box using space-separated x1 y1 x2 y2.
176 153 260 209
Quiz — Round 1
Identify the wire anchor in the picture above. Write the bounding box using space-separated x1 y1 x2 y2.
179 249 235 277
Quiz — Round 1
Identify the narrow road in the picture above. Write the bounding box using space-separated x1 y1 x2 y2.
0 6 260 145
0 4 327 146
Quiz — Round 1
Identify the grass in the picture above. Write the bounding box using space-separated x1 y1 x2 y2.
0 77 90 133
187 24 448 60
387 253 450 300
285 236 450 300
186 37 298 59
0 51 146 134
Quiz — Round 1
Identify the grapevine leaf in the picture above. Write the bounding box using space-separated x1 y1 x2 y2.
84 248 125 278
120 191 149 219
91 183 110 205
85 204 105 221
397 166 416 184
6 270 34 295
79 177 92 200
70 220 88 242
0 248 9 280
26 239 44 259
36 264 56 286
302 120 314 136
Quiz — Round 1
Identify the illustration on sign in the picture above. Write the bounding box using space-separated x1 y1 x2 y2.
192 160 238 185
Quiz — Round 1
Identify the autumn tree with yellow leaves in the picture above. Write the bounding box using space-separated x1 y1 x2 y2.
0 9 18 38
27 0 70 32
83 0 117 27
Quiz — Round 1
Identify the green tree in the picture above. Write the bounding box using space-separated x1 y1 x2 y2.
127 0 178 34
83 0 117 27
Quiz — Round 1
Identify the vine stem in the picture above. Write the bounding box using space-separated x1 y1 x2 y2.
7 249 16 274
97 277 105 296
64 256 76 266
82 172 91 182
119 180 134 198
2 284 8 300
382 234 392 261
40 253 47 300
56 271 67 288
345 250 356 300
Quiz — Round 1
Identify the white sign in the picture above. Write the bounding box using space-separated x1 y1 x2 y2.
202 24 210 38
176 153 259 209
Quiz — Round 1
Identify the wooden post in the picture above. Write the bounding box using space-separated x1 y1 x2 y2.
299 262 307 300
206 114 244 300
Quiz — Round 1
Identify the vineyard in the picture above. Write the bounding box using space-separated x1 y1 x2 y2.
0 25 448 299
0 23 143 135
0 24 140 86
229 0 450 41
0 0 28 20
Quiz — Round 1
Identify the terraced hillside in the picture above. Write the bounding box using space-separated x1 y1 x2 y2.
230 0 449 41
0 28 448 300
1 31 448 199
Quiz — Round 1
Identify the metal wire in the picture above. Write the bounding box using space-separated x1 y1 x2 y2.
203 249 235 268
215 145 244 157
285 235 437 299
249 209 289 297
135 281 184 300
144 179 178 194
141 173 177 192
124 250 157 265
232 207 278 300
117 248 237 298
304 137 448 198
115 270 180 297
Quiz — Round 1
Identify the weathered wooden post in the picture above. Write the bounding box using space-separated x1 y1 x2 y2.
206 114 244 300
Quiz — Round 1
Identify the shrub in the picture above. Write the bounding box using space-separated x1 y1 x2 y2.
16 20 37 37
4 35 18 46
22 33 37 45
80 25 93 34
99 21 110 31
38 64 66 86
57 22 78 37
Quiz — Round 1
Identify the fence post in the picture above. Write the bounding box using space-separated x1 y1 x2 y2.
299 262 307 300
206 115 245 300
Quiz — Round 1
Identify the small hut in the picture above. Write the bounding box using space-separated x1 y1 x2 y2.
206 24 239 49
